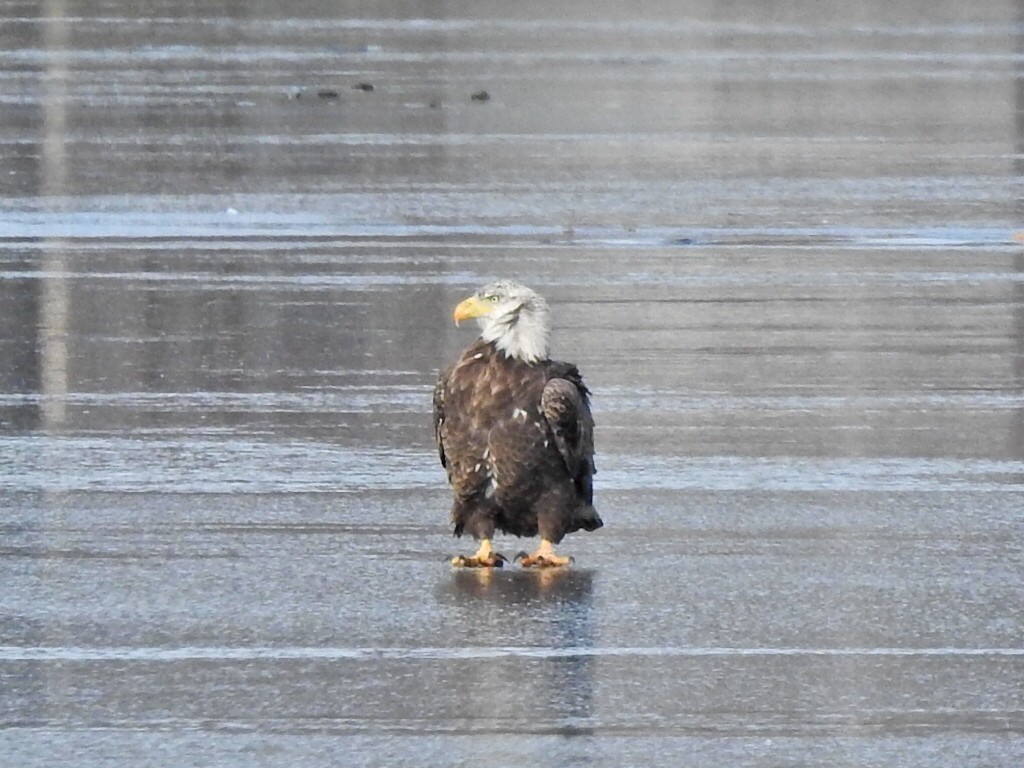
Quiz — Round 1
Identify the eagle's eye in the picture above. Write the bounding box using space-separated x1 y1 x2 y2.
487 295 500 303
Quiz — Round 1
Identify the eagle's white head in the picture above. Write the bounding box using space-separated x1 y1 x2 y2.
453 279 551 364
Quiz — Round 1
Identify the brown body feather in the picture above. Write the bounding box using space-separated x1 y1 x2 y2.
433 339 602 544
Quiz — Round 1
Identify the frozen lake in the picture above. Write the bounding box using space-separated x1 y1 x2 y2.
1 1 1023 766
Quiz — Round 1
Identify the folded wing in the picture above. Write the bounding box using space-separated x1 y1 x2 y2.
541 377 595 505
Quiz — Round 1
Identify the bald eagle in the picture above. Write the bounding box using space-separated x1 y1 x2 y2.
433 280 602 568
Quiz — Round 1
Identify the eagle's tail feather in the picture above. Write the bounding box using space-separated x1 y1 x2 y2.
577 504 603 531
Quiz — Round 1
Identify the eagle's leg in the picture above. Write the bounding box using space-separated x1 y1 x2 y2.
516 538 573 568
451 538 506 568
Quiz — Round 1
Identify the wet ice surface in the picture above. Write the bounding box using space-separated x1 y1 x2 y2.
2 2 1024 766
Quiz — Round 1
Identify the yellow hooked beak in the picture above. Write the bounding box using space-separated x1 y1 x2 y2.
452 295 492 325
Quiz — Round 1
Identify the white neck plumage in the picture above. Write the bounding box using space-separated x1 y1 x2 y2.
481 300 550 364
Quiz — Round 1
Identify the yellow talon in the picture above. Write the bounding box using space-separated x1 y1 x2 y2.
517 538 573 568
451 538 506 568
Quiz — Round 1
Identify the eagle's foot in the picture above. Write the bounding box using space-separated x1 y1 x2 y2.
451 552 506 568
515 539 574 568
516 553 573 568
451 538 506 568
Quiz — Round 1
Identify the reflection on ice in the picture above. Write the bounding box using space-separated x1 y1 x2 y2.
1 644 1020 662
